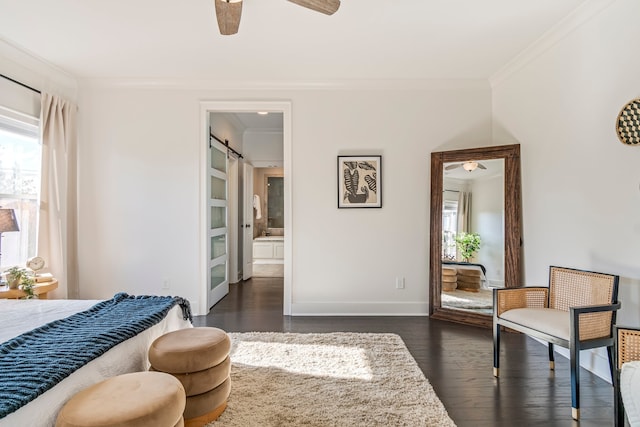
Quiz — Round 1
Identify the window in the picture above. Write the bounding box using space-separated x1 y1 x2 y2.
442 199 458 260
0 107 41 268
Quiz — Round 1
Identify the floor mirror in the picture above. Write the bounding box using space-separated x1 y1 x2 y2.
429 144 522 327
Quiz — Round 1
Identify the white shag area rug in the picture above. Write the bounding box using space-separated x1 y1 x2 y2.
441 288 493 310
208 332 456 427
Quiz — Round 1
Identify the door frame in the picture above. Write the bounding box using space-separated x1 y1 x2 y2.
242 162 254 281
199 100 292 316
228 156 239 284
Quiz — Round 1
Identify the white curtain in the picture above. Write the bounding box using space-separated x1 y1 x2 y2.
456 191 472 262
38 93 78 299
457 191 471 235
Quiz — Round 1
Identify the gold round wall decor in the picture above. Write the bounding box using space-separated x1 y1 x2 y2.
616 98 640 146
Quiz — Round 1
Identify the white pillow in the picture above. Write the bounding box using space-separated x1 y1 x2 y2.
621 361 640 426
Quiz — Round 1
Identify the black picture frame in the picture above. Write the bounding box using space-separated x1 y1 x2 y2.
337 155 382 208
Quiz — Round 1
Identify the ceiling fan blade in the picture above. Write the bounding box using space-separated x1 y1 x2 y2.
287 0 341 15
215 0 243 35
477 163 487 170
445 164 461 170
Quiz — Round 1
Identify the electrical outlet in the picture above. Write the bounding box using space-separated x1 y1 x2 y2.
395 277 405 289
161 279 170 290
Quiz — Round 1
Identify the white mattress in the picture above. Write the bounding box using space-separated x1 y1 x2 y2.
0 298 192 426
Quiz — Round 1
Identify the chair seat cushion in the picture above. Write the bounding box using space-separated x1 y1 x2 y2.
500 308 569 341
621 361 640 426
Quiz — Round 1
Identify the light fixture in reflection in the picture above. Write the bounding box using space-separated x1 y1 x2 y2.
257 111 269 115
462 161 478 172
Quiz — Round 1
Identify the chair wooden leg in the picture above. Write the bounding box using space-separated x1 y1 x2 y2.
493 320 500 377
607 345 615 382
548 343 555 370
614 369 625 427
570 340 580 420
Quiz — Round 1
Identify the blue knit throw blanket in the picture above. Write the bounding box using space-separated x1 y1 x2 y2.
0 293 192 418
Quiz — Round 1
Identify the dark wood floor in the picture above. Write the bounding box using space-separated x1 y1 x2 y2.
193 278 615 427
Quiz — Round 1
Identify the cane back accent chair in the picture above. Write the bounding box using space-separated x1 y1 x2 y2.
615 326 640 427
493 266 620 420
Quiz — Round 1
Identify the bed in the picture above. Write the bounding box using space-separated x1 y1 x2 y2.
0 294 193 426
442 260 488 289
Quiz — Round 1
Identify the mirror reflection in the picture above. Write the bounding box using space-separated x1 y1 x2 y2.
429 143 521 327
267 176 284 229
441 158 504 315
253 168 284 238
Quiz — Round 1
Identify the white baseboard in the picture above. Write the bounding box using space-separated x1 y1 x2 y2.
253 259 284 265
290 301 428 316
487 279 505 288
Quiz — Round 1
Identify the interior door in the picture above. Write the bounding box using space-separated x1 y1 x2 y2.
243 163 254 279
207 138 229 309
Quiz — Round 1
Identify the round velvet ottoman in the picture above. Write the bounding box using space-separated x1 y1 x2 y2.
149 327 231 427
55 371 186 427
442 267 457 292
456 268 481 292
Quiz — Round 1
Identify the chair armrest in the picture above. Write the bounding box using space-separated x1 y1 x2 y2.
616 325 640 369
493 287 548 317
571 302 621 314
570 302 621 341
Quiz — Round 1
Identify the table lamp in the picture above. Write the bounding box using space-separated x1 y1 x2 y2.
0 208 20 268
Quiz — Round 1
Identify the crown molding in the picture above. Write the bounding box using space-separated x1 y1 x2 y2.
79 77 490 92
0 37 78 100
489 0 617 88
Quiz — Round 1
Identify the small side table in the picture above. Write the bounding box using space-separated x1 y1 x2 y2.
0 279 58 299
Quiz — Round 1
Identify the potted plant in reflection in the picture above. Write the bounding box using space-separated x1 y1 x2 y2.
455 232 481 262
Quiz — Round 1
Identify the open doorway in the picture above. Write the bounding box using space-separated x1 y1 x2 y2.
252 168 284 278
200 101 292 316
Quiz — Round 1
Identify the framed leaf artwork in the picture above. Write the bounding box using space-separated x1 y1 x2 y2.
337 155 382 208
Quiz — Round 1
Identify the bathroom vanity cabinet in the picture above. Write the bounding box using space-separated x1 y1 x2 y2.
253 237 284 262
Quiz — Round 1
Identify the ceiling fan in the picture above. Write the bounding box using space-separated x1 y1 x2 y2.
214 0 341 35
445 161 487 172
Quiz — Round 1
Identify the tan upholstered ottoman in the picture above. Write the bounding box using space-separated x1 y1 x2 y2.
442 267 457 292
55 371 186 427
149 327 231 427
456 268 481 292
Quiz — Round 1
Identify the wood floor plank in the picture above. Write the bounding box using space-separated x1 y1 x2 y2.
193 278 615 426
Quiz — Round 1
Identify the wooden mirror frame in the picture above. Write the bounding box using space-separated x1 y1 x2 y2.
429 144 522 327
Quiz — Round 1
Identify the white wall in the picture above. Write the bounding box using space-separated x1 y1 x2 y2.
244 131 283 167
471 173 504 286
209 113 244 155
75 81 491 315
492 0 640 380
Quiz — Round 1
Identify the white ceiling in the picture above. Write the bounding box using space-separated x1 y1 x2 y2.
444 158 503 181
0 0 587 81
235 112 284 132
